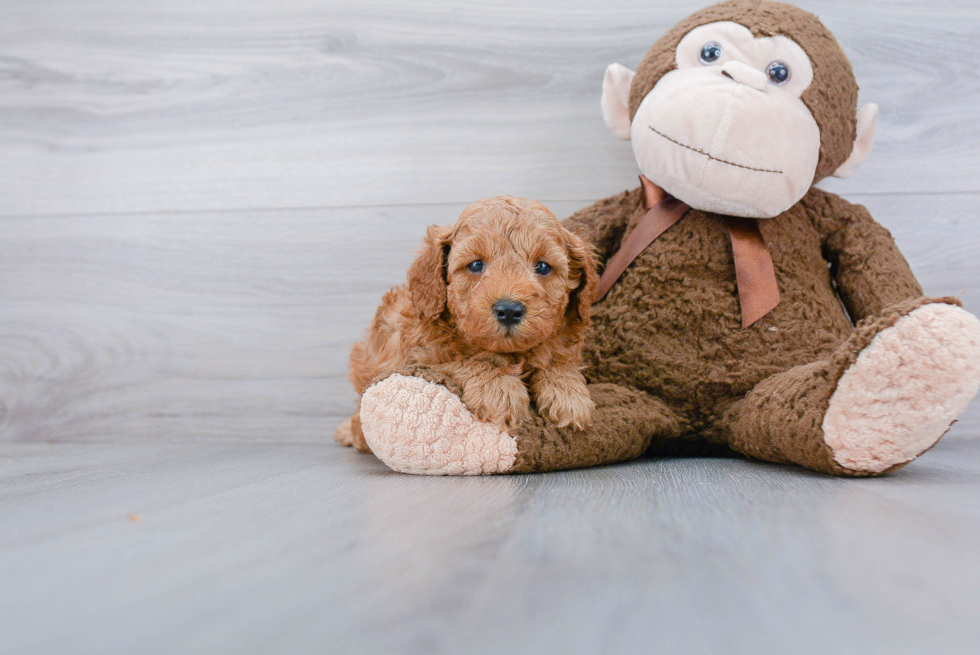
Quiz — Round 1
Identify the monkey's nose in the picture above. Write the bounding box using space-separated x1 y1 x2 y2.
720 60 769 92
494 300 525 328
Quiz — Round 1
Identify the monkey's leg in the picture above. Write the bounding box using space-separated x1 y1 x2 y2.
720 298 980 476
358 366 686 475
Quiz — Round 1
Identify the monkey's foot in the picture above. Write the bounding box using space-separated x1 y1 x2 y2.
360 374 518 475
823 303 980 473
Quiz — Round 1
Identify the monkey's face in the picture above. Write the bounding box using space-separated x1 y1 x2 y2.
631 22 821 218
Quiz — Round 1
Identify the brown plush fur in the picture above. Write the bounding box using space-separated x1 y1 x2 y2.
567 185 923 422
335 196 599 452
496 183 950 475
372 1 950 477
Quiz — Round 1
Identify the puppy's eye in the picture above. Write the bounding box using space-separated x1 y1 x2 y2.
467 260 484 273
534 261 553 276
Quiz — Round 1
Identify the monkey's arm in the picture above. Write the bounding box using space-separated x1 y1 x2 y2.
562 187 641 263
803 188 922 322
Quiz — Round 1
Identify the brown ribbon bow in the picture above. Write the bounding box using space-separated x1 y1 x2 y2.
594 175 780 328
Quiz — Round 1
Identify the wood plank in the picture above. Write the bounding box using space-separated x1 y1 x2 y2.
0 0 978 216
2 439 980 654
0 200 580 442
1 194 979 443
2 2 979 652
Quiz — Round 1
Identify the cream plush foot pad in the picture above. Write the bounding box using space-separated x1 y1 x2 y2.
824 304 980 473
360 374 518 475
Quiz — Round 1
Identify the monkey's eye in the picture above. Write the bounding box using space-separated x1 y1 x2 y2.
766 61 790 85
467 260 484 273
534 261 553 276
699 42 722 64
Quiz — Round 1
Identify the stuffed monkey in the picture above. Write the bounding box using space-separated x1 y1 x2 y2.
354 0 980 476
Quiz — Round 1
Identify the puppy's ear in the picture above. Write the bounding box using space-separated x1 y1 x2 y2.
407 224 453 320
563 229 599 325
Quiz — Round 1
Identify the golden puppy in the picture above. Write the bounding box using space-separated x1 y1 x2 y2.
334 196 599 453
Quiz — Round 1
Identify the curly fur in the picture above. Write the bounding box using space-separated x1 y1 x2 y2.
335 196 599 453
352 0 980 479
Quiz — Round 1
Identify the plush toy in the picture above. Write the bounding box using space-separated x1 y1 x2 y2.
356 0 980 476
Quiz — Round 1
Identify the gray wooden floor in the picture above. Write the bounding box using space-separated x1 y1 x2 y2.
4 439 980 654
2 1 980 653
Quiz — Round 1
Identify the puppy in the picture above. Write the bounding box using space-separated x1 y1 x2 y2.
334 196 599 453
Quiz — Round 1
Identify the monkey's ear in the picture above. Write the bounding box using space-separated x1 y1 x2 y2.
601 63 635 140
407 225 452 320
833 103 879 179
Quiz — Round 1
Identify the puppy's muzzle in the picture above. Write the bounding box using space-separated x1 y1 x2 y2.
493 299 525 328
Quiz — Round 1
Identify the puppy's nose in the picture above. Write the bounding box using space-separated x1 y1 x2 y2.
494 299 525 328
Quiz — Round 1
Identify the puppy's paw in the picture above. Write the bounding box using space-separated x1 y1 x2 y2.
351 432 372 454
535 378 595 430
464 375 532 430
333 415 372 453
333 417 356 447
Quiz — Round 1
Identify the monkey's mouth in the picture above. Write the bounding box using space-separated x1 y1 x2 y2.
648 126 783 175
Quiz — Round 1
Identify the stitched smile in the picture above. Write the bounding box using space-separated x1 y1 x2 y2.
648 126 783 175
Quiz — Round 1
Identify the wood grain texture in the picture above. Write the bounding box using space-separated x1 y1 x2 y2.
0 199 570 442
2 439 980 654
2 0 979 442
0 0 978 216
3 2 980 653
2 194 979 443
